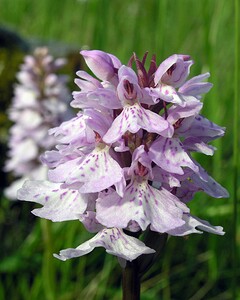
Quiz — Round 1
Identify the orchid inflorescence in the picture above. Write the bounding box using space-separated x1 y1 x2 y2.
18 50 229 263
5 47 72 199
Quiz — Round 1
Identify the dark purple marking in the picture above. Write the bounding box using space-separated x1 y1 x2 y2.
129 186 134 194
103 152 108 172
144 195 148 203
60 191 67 200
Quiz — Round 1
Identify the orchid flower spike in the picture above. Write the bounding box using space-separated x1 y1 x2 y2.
18 49 228 264
5 47 72 200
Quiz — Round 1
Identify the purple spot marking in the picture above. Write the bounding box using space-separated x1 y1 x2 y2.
129 186 134 194
60 191 67 200
104 152 108 172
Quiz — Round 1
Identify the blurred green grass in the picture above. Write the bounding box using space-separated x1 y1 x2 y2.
0 0 239 299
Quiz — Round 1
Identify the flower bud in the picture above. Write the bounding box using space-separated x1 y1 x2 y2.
80 50 118 81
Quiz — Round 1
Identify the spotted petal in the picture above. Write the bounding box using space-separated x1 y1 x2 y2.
149 137 199 175
103 103 173 144
177 115 225 142
54 228 155 262
48 113 95 146
66 144 124 194
17 180 89 221
191 166 229 198
167 99 202 125
96 178 189 233
48 157 83 183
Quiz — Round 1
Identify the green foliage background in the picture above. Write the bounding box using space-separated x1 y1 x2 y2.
0 0 239 299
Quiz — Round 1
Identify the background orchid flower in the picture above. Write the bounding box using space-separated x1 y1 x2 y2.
4 47 72 199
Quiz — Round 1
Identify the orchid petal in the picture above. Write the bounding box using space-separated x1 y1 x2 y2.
154 54 193 87
54 228 155 262
179 73 213 97
183 137 216 155
191 168 229 198
96 179 189 233
177 115 225 142
167 214 225 236
167 98 203 125
103 103 173 144
66 144 124 193
80 50 116 81
149 137 199 175
18 180 89 221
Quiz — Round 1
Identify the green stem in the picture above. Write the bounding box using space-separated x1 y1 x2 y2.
233 0 239 298
41 219 56 300
122 260 140 300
